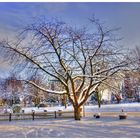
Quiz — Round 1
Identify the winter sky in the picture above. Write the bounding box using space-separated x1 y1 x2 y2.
0 2 140 76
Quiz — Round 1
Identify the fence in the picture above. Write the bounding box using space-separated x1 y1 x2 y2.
0 110 74 121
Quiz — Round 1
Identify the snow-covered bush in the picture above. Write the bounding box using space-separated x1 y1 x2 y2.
12 104 21 113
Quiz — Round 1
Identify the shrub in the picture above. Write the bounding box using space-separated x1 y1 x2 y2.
12 104 21 113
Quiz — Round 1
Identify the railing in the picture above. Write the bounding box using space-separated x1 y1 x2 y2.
0 110 74 121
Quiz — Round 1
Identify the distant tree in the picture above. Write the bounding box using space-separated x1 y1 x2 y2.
122 70 140 102
0 74 23 106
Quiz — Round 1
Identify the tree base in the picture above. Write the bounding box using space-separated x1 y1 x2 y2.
75 118 81 120
74 107 82 120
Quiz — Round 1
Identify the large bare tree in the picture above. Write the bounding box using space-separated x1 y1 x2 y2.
0 17 129 120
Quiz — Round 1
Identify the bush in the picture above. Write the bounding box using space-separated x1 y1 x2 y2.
12 104 21 113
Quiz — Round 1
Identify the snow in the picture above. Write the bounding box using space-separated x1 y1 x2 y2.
86 102 140 112
2 102 140 113
21 102 140 113
21 106 73 113
25 80 66 95
0 103 140 137
0 117 140 137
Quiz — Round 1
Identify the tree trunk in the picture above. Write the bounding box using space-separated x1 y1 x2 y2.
74 106 82 120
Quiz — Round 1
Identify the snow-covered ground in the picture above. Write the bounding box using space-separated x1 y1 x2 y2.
21 106 73 113
86 102 140 112
0 103 140 138
21 102 140 113
1 102 140 113
0 116 140 138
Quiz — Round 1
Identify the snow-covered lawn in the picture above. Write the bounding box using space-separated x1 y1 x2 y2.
0 103 140 138
86 102 140 112
0 116 140 138
21 102 140 113
1 103 140 115
21 106 73 113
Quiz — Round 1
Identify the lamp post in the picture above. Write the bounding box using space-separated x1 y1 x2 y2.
32 110 35 120
9 110 12 122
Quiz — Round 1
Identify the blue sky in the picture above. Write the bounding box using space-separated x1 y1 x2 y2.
0 2 140 76
0 3 140 48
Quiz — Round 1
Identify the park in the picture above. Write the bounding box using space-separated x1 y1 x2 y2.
0 2 140 138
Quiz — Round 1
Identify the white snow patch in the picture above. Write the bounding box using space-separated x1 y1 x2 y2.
3 102 140 114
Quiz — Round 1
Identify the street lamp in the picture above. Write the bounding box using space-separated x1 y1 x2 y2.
32 110 35 120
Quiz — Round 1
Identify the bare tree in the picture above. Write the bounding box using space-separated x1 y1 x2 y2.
122 46 140 101
0 17 129 120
